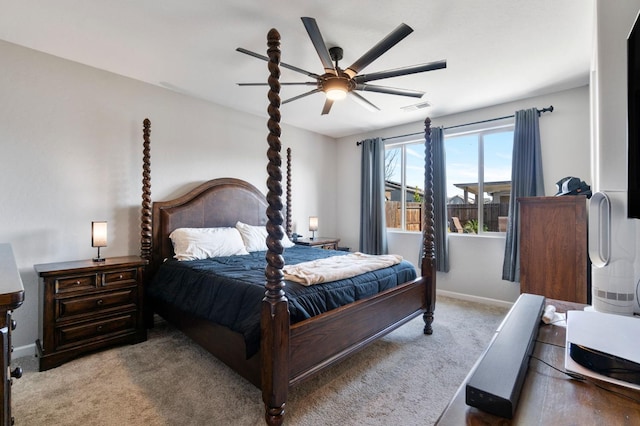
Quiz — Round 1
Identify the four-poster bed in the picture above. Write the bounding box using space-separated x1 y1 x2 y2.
140 28 436 426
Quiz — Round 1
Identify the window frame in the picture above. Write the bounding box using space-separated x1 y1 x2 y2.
444 121 514 236
384 137 426 232
384 119 514 235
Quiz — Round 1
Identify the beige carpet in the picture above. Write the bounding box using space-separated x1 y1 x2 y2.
11 296 508 426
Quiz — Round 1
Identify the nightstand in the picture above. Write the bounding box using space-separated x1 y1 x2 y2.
34 256 147 371
294 237 340 250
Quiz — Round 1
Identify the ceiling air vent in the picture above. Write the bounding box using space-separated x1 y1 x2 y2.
401 101 431 112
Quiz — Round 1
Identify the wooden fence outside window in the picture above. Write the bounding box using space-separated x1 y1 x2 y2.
385 201 509 233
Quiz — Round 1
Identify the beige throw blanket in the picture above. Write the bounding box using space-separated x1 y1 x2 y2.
283 252 403 286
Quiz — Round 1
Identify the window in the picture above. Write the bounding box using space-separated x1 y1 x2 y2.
384 121 514 234
385 140 425 231
445 124 514 234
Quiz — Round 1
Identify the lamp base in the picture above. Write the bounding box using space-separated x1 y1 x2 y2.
93 247 105 262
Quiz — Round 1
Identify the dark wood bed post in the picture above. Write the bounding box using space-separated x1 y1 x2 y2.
141 118 152 262
261 28 289 426
140 118 153 327
422 117 436 335
286 147 292 237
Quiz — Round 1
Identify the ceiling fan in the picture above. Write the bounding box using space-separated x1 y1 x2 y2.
236 17 446 115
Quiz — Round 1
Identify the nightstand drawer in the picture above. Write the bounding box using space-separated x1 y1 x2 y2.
55 274 98 294
56 289 137 321
56 313 136 349
102 268 138 287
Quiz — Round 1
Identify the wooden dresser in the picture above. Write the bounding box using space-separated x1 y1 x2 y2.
518 196 589 303
34 256 147 371
0 244 25 426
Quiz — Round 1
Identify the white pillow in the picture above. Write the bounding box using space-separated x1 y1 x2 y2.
169 227 249 261
235 221 295 252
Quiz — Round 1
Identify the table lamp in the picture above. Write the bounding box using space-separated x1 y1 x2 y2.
309 216 318 240
91 221 107 262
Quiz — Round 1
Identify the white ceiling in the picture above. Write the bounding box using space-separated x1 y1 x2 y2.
0 0 594 138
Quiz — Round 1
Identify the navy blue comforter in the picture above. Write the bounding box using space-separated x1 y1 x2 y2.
147 245 417 357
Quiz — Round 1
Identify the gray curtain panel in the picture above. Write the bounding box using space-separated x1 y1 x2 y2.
502 108 545 282
359 137 388 255
432 126 450 272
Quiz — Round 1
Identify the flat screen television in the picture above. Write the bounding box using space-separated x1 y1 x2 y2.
628 12 640 218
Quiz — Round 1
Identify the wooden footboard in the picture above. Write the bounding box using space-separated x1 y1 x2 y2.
149 273 432 393
288 277 429 386
149 270 431 389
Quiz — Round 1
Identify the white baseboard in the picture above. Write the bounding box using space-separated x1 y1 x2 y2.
436 289 514 309
13 343 36 360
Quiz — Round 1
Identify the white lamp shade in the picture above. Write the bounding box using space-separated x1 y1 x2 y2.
309 216 319 232
91 221 108 247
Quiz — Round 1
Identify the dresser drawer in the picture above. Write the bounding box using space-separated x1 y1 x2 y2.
55 313 137 350
55 274 98 294
56 289 137 321
102 268 138 288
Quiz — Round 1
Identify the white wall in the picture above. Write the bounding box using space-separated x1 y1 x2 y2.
336 86 591 304
0 40 338 352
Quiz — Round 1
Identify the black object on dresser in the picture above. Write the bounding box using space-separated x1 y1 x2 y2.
34 256 147 371
0 244 25 426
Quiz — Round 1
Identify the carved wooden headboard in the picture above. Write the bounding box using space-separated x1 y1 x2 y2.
150 177 268 267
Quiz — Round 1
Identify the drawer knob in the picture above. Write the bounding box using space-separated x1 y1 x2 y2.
96 299 104 306
97 325 104 332
75 280 81 285
118 274 123 280
11 319 16 331
10 366 22 379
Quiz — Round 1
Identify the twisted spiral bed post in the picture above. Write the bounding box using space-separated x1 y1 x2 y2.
140 118 152 261
261 28 289 426
286 147 292 237
422 117 436 335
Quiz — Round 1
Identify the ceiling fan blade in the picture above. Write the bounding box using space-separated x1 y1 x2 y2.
353 60 447 83
355 83 425 98
301 17 337 75
349 92 380 112
237 82 317 86
321 98 334 115
236 47 321 78
344 23 413 78
282 88 321 104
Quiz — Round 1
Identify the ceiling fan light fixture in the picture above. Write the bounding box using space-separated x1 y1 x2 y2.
325 88 347 101
322 77 349 101
237 17 447 115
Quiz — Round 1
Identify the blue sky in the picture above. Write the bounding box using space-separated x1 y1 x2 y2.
386 129 513 202
444 130 513 200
